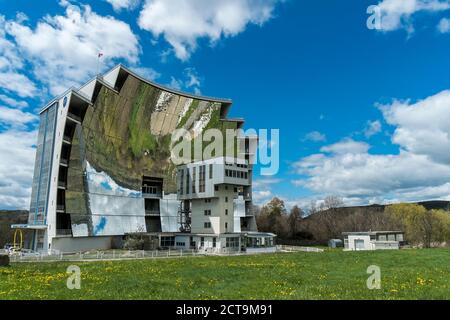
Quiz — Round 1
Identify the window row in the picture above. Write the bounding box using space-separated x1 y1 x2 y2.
225 169 248 179
178 164 211 195
225 162 248 169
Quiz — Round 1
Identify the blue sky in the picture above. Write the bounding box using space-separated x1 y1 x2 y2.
2 0 450 210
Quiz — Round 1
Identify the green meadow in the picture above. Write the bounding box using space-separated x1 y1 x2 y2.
1 248 449 300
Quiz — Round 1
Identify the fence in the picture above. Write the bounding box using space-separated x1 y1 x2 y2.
9 249 200 263
276 245 324 253
9 245 323 263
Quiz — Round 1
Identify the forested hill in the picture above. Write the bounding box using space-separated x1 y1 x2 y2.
306 200 450 220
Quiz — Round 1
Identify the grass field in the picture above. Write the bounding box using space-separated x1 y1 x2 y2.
0 248 449 300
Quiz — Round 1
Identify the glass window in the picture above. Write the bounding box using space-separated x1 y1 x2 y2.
192 167 196 193
29 102 58 225
186 168 190 194
179 169 184 195
209 164 213 179
161 236 175 247
199 165 206 192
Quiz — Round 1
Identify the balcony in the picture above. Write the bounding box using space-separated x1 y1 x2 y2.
142 186 162 198
56 205 65 213
62 135 72 144
66 112 82 124
57 181 66 189
56 229 72 236
60 158 68 166
145 209 161 217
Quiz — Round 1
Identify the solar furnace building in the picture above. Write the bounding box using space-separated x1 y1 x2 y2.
12 65 275 253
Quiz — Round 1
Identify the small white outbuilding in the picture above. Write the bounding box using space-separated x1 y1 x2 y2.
342 231 405 251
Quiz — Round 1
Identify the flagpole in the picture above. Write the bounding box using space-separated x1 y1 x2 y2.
96 54 99 76
96 52 103 76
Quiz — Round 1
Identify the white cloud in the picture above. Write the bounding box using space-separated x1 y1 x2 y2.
0 129 37 209
0 106 37 128
363 120 382 138
0 16 37 98
303 131 326 142
0 94 28 108
253 190 273 204
252 178 283 205
105 0 141 12
5 3 141 95
380 90 450 164
292 89 450 205
138 0 279 60
320 139 370 154
167 67 202 94
0 72 37 98
377 0 450 32
130 66 161 81
437 17 450 32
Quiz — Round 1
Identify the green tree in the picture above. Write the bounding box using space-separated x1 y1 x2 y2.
385 204 450 248
257 198 289 238
288 205 304 238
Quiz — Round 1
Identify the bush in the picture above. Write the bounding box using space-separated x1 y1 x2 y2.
123 236 144 250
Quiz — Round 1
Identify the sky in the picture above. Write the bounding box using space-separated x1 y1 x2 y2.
2 0 450 211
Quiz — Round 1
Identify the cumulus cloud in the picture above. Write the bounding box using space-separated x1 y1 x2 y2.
5 3 141 95
0 94 28 108
105 0 141 12
0 16 37 98
252 178 282 205
437 17 450 32
0 106 37 128
167 67 203 94
303 131 326 142
0 129 37 209
380 90 450 164
376 0 450 32
363 120 382 138
292 89 450 205
138 0 279 60
320 139 370 154
130 66 161 81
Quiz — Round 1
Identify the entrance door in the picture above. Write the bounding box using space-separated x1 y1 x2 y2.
354 239 365 250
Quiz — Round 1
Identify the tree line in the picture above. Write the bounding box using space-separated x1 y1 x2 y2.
255 196 450 247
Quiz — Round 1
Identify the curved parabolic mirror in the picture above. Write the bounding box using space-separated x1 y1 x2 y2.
66 74 234 237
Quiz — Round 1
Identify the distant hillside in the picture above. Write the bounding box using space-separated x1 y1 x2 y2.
295 200 450 244
306 200 450 220
0 210 29 247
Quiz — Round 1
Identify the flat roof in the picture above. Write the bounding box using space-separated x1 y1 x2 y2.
342 231 404 236
119 64 232 104
11 224 47 230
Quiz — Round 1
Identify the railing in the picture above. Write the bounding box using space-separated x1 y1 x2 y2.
60 158 68 166
9 249 200 262
66 112 81 123
276 245 324 253
56 229 72 236
145 210 160 216
58 181 66 188
62 135 72 143
8 246 325 263
56 205 65 212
